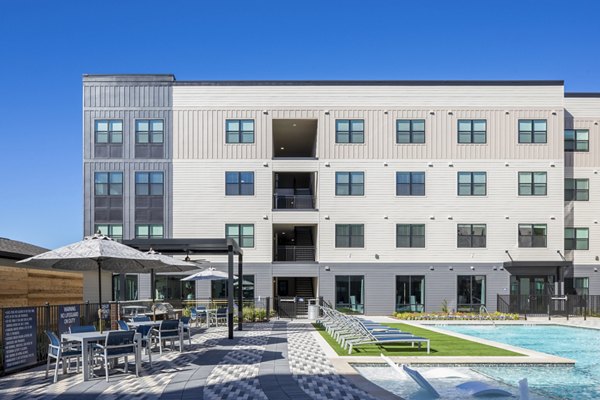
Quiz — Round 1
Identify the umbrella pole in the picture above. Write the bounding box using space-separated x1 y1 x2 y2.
98 264 102 333
151 269 156 322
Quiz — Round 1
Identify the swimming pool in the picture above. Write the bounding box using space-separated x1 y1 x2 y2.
439 324 600 400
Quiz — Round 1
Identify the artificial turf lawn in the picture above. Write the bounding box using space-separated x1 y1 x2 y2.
313 323 523 357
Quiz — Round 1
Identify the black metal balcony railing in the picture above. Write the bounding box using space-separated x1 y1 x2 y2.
273 194 316 210
275 246 316 262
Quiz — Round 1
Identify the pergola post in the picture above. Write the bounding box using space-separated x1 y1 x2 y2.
227 244 234 339
238 253 243 331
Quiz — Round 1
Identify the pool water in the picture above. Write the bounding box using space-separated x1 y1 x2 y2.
440 324 600 400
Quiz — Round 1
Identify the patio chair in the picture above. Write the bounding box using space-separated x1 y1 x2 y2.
180 316 192 345
135 325 153 366
69 325 96 333
195 306 208 326
93 330 138 382
117 320 130 331
151 319 182 354
45 330 81 383
211 307 228 327
132 316 151 322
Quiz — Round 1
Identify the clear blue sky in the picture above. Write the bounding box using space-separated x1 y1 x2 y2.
0 0 599 249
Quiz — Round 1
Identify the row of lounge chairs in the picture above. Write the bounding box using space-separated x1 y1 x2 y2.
318 305 430 354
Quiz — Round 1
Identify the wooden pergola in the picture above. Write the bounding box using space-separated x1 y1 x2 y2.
123 238 243 339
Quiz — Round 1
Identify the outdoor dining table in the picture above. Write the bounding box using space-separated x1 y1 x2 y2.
61 330 141 381
127 320 161 328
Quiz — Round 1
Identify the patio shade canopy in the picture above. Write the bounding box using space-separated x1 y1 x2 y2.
502 261 573 268
181 267 236 281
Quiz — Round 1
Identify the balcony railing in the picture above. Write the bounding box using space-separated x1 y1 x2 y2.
274 246 316 262
273 194 316 210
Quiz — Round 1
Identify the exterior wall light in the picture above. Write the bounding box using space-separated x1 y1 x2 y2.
429 266 435 271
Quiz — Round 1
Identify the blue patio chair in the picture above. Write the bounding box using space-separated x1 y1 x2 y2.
180 316 192 345
117 320 130 331
93 330 138 382
190 308 198 326
211 307 228 327
69 325 96 333
151 319 182 354
45 330 81 383
196 306 207 326
132 316 151 322
135 325 153 366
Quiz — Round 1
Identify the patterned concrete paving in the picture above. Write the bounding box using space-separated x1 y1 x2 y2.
0 321 382 400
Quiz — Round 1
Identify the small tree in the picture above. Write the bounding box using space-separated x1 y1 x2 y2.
441 299 449 314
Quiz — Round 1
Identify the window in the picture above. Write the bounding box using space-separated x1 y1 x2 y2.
458 119 486 144
396 119 425 143
565 277 589 296
226 119 254 143
565 178 589 201
155 275 194 300
94 172 123 196
519 119 547 143
94 224 123 240
225 172 254 196
518 224 547 247
112 274 138 301
565 129 589 152
458 172 486 196
396 224 425 248
336 119 364 143
396 172 425 196
565 228 589 250
135 119 164 144
135 224 164 239
396 276 425 312
457 275 486 311
211 275 255 300
135 172 163 196
95 120 123 144
457 224 486 248
518 172 547 196
335 224 364 248
335 172 364 196
335 275 364 314
226 224 254 248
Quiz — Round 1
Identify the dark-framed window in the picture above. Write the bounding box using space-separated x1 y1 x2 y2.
396 119 425 144
565 277 589 296
226 224 254 248
396 275 425 312
457 275 486 311
457 224 486 248
336 119 364 143
519 119 547 143
155 275 194 301
225 172 254 196
396 172 425 196
335 224 364 248
565 129 589 152
396 224 425 248
335 275 364 314
458 119 486 144
135 172 163 196
135 119 164 144
458 172 486 196
565 228 589 250
95 120 123 144
518 172 547 196
212 274 255 300
113 274 138 301
518 224 547 247
135 224 164 239
335 172 364 196
94 224 123 240
226 119 254 143
565 178 589 201
94 172 123 196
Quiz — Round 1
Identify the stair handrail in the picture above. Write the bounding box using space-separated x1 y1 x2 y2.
479 305 496 327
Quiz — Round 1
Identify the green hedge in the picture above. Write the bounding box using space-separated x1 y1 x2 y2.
394 311 520 320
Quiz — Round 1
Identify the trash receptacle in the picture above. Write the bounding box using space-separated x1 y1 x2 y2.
308 299 318 320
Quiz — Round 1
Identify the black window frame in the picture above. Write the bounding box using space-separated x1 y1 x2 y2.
518 172 547 196
335 224 364 248
457 275 486 311
396 119 425 144
135 224 164 239
396 224 425 248
135 119 164 144
565 227 589 250
396 172 425 196
94 119 123 144
94 224 123 240
457 224 486 248
335 172 364 196
458 119 487 144
395 275 425 313
225 171 255 196
518 224 547 248
457 172 487 196
94 172 123 196
518 119 547 143
335 275 365 314
135 172 164 196
565 129 589 152
226 119 255 144
335 119 364 144
225 224 255 248
565 178 589 201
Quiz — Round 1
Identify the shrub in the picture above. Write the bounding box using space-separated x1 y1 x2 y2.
394 311 520 321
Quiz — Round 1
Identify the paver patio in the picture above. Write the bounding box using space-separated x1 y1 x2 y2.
0 321 379 400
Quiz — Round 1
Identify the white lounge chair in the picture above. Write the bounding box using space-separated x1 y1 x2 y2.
402 365 512 398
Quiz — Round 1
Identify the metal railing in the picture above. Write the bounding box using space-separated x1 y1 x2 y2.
274 246 316 262
273 194 316 210
497 294 599 320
